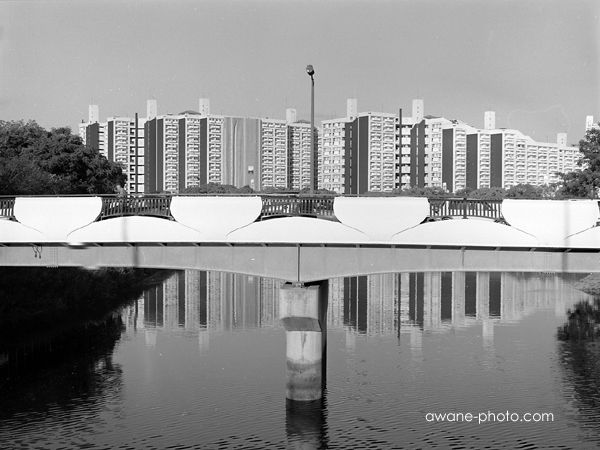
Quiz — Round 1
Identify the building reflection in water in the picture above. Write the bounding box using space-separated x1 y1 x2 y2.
122 270 585 351
122 271 284 353
117 270 587 449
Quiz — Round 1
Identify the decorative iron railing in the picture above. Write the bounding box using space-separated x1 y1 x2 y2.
427 198 506 222
0 197 16 221
98 195 174 221
260 195 336 220
5 194 572 226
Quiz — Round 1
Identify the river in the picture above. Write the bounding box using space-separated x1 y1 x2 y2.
1 270 600 449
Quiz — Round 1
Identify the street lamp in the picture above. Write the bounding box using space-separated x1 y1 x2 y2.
306 65 315 195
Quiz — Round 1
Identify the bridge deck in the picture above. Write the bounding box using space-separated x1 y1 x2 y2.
1 242 598 282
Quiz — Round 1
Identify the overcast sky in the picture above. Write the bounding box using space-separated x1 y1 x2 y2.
0 0 598 144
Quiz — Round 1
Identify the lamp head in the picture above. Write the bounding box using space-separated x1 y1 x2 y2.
306 65 315 77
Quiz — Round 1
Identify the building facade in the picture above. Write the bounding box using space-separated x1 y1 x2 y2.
80 98 584 195
259 109 319 191
260 118 288 189
438 124 578 191
404 108 579 192
321 100 414 194
79 107 146 193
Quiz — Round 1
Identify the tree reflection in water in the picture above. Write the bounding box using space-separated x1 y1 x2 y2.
557 297 600 439
558 299 600 341
0 314 125 423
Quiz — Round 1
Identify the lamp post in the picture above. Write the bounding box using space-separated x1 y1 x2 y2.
306 65 315 195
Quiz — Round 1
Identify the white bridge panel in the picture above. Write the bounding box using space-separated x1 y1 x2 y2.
502 199 598 245
393 219 538 247
170 196 262 239
333 197 429 240
14 197 102 241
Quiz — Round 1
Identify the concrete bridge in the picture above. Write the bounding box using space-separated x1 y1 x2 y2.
3 194 600 401
2 195 600 281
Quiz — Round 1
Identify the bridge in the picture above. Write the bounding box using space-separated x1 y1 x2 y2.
2 194 600 281
4 193 600 401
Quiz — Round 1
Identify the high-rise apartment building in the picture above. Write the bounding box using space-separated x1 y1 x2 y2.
144 98 260 193
79 106 146 193
410 109 579 192
259 109 319 191
321 100 414 194
320 118 348 193
486 128 577 188
80 97 584 195
347 111 400 193
108 115 147 193
145 113 198 193
260 118 288 189
288 120 315 190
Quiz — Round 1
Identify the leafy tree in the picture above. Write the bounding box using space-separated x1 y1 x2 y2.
0 120 125 195
180 183 252 194
468 187 507 199
0 120 46 158
538 183 562 199
364 190 394 196
557 169 598 198
556 125 600 198
453 187 474 198
0 153 59 195
505 183 545 199
259 186 297 194
392 185 450 198
299 187 337 195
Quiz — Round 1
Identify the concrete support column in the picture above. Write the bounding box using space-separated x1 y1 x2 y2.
279 280 329 401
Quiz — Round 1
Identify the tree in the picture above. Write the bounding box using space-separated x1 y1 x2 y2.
0 153 58 195
299 187 337 195
556 125 600 198
0 120 125 195
0 120 46 159
392 185 450 198
453 187 474 198
180 183 252 194
505 183 545 199
468 187 507 199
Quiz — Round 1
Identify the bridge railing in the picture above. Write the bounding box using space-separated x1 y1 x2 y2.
260 195 336 220
427 198 506 222
0 197 16 221
98 195 174 221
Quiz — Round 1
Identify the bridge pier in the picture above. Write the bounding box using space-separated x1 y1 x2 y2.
279 280 328 401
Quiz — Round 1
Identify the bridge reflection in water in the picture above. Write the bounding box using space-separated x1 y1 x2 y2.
1 268 595 448
111 269 592 448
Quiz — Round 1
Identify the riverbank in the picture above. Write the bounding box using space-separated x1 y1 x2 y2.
0 267 173 344
572 273 600 296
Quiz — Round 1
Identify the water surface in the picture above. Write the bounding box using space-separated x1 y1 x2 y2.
1 271 600 449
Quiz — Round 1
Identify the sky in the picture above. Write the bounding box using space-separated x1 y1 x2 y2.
0 0 598 145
